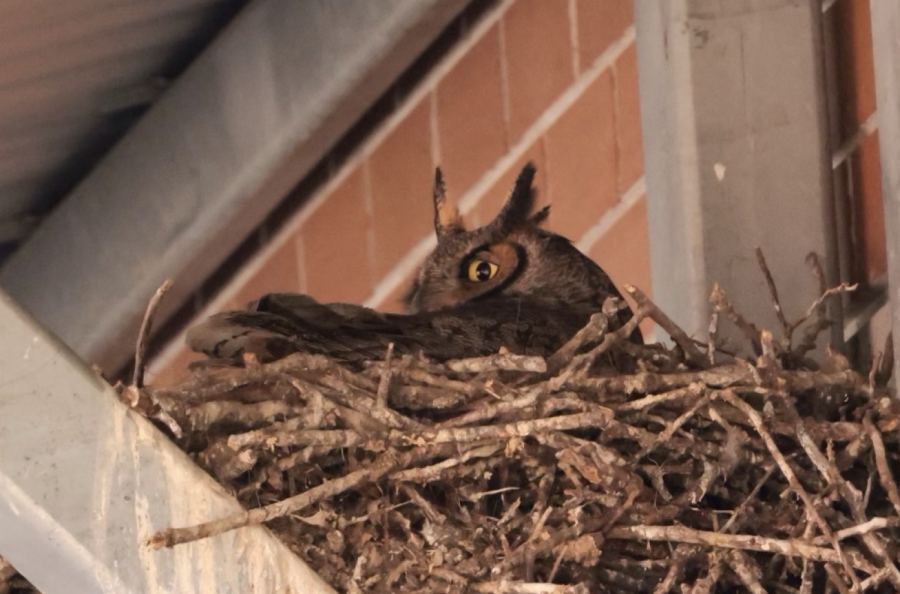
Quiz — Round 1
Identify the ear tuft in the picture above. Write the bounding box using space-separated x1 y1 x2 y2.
433 167 463 237
529 205 550 226
486 162 537 234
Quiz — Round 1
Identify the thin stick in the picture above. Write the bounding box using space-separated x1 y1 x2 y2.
625 284 708 368
687 552 722 594
707 310 719 366
149 444 437 548
709 283 763 353
398 409 612 446
446 352 547 374
376 342 395 408
864 413 900 518
547 312 608 371
789 283 857 335
811 517 900 545
823 564 853 594
469 582 576 594
133 279 173 388
727 550 768 594
719 461 778 534
605 525 875 572
755 247 790 341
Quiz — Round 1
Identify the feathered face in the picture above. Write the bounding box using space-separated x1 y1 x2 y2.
405 164 613 313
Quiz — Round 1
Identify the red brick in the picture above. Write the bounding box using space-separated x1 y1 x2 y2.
374 273 419 314
149 345 204 388
300 166 374 303
502 0 575 144
544 69 617 240
854 131 886 283
833 0 877 140
437 24 508 195
587 197 653 336
613 44 643 193
368 99 435 279
468 139 547 228
576 0 633 70
228 237 302 309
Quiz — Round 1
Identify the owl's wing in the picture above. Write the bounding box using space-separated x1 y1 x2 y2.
187 293 603 365
186 293 406 362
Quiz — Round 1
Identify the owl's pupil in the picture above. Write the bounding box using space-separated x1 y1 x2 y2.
475 262 492 281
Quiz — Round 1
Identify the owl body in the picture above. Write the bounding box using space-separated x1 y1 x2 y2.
187 164 638 365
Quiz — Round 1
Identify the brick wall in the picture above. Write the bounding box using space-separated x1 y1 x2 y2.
149 0 649 386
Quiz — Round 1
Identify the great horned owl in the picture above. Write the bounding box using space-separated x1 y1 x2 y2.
187 164 639 365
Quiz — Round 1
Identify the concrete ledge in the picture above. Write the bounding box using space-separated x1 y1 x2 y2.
0 289 334 594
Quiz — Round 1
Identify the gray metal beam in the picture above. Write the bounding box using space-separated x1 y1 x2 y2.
0 0 469 373
634 0 840 350
870 1 900 377
0 289 334 594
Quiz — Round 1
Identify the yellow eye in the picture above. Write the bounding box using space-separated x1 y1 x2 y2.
467 259 498 282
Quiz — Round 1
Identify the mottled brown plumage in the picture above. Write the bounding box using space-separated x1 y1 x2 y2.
187 164 639 365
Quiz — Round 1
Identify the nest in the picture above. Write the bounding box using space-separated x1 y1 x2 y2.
4 256 900 594
129 263 900 594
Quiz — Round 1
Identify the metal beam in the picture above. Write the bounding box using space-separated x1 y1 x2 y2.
0 289 334 594
0 0 469 373
870 1 900 377
634 0 840 350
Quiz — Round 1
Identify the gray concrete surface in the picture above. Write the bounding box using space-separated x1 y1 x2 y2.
870 1 900 377
0 289 334 593
635 0 840 351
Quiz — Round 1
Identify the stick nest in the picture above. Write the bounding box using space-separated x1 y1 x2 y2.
118 276 900 594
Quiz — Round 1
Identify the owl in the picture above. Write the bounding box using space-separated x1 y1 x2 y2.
187 163 640 365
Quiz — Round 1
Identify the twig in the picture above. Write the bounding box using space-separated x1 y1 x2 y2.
376 342 395 408
823 564 853 594
789 283 857 336
133 279 173 388
605 524 875 572
755 247 791 342
149 444 438 548
398 409 613 446
864 413 900 518
446 352 547 374
435 388 541 429
547 312 608 371
727 549 768 594
707 310 719 366
792 253 834 358
635 393 709 461
469 582 579 594
719 461 778 534
811 517 900 545
624 284 708 368
650 545 692 594
555 308 646 382
710 283 763 354
879 331 894 385
557 364 862 396
687 552 722 594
